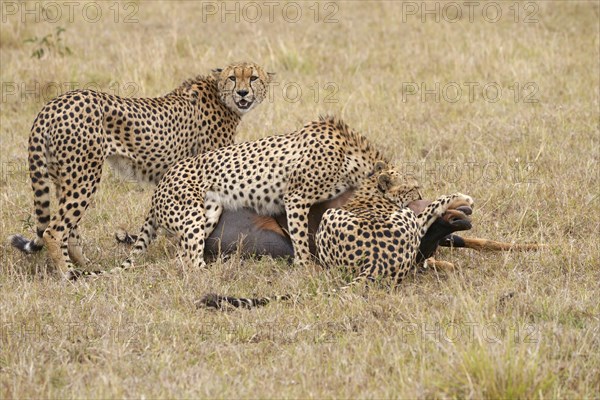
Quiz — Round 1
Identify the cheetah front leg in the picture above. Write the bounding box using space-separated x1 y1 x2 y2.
416 193 474 239
283 193 312 266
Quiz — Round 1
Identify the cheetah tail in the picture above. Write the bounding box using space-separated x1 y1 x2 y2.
197 293 293 310
8 233 44 254
9 118 52 254
198 274 372 311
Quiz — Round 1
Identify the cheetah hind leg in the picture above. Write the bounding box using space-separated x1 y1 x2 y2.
43 196 94 279
117 209 158 272
67 227 90 265
66 207 161 282
66 215 158 281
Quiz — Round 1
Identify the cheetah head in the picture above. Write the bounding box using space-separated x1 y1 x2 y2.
374 162 423 207
212 62 275 115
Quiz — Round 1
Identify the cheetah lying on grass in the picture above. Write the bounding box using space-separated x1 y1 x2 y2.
199 164 474 309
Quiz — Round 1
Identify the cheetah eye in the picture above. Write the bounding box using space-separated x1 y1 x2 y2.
250 76 258 82
228 76 236 82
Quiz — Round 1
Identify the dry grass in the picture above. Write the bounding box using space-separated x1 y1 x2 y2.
1 1 599 398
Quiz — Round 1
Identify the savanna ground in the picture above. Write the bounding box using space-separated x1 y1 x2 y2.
0 1 599 398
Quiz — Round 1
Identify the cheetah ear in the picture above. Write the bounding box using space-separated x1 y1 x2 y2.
211 68 223 79
378 173 392 192
373 161 387 174
267 72 276 83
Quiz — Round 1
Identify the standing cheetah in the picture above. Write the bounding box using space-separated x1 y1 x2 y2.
112 116 388 274
9 62 273 279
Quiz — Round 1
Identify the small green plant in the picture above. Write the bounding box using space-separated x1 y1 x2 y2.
20 214 35 230
24 26 72 59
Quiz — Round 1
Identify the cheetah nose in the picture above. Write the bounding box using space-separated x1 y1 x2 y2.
237 89 249 97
